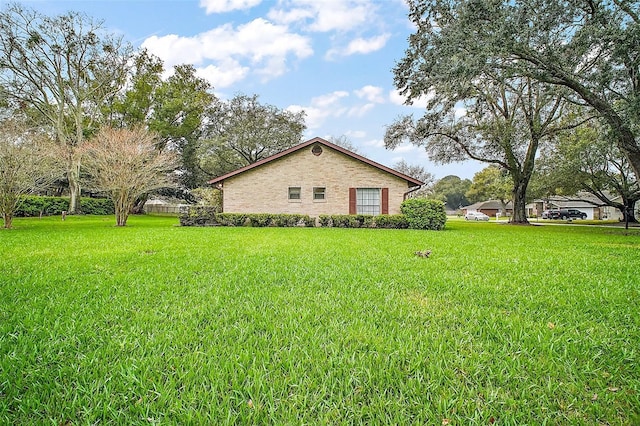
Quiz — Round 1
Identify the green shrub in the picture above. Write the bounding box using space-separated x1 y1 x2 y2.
179 206 218 226
400 198 447 230
15 196 114 217
215 213 249 227
179 208 315 227
374 214 409 229
317 214 408 229
80 198 115 215
318 215 332 227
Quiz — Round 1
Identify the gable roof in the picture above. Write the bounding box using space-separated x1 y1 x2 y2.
534 192 617 208
463 200 513 211
208 137 424 187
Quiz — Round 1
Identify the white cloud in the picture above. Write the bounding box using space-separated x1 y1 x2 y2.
394 142 422 153
389 89 434 108
311 91 350 108
287 86 385 129
355 85 385 103
326 33 390 59
268 0 376 32
200 0 262 14
346 130 366 139
195 60 249 88
348 103 375 117
287 91 350 129
141 18 313 87
363 138 385 148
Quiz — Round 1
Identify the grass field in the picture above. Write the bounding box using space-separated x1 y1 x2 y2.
1 216 639 424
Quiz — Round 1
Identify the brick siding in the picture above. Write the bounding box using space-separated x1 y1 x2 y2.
222 144 411 216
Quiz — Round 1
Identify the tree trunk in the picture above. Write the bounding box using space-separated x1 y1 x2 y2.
131 194 149 214
510 177 530 224
67 157 82 214
115 193 131 226
2 212 12 229
622 200 638 228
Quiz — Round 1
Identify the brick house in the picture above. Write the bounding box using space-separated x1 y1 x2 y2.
208 137 424 216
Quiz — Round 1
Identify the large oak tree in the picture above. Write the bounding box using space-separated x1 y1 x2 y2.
398 0 640 181
0 4 132 213
199 94 306 177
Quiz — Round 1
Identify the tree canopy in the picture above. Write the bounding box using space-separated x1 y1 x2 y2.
398 0 640 179
431 175 471 210
0 3 132 212
199 94 306 178
105 51 214 189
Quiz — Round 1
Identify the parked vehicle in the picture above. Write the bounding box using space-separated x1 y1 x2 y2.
541 210 560 219
541 209 587 220
558 209 587 220
465 211 490 221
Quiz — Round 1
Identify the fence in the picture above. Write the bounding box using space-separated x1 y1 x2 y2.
144 203 188 214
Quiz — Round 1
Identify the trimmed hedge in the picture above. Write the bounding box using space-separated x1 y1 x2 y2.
400 198 447 230
179 207 315 227
15 196 114 217
180 204 443 230
317 214 409 229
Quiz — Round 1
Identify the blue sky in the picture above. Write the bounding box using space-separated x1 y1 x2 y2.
18 0 484 179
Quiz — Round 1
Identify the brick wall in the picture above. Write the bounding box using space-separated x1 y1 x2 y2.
221 144 412 216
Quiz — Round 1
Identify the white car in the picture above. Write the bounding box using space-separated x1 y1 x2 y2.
465 211 490 221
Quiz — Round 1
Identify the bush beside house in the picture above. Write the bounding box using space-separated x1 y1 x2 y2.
180 198 446 230
400 198 447 230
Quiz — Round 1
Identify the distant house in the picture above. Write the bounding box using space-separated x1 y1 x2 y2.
528 193 624 220
462 200 513 217
208 137 423 216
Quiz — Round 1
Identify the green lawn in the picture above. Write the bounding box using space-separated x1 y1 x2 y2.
1 216 639 424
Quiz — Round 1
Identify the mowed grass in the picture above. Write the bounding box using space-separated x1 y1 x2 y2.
1 216 639 424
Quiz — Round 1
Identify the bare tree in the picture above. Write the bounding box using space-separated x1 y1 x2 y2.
0 4 132 213
393 159 435 197
81 126 177 226
327 135 361 154
0 119 63 229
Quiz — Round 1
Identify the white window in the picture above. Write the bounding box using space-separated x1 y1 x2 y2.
288 187 301 200
313 187 326 200
356 188 380 215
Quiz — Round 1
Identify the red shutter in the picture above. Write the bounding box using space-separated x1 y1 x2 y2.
381 188 389 214
349 188 356 214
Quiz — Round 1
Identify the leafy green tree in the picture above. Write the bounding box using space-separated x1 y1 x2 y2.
537 120 640 224
199 94 306 177
386 71 577 222
397 0 640 182
466 165 511 209
386 0 599 223
105 51 214 189
431 175 471 211
0 4 132 213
